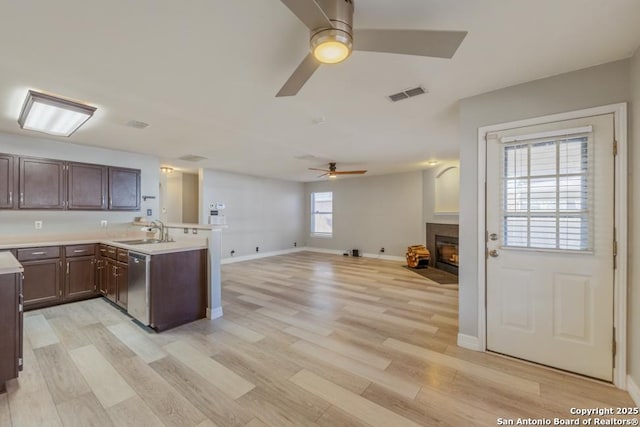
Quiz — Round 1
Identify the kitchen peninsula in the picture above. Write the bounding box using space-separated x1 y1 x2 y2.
0 224 223 332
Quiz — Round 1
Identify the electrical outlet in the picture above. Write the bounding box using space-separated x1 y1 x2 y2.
231 250 235 256
34 220 43 230
183 228 189 234
192 228 198 234
256 246 259 252
294 242 297 247
146 209 152 216
101 220 108 228
380 247 385 253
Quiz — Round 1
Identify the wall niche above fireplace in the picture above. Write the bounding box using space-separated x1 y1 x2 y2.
426 223 459 275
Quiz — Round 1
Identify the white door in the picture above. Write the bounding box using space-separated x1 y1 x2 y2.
486 114 615 381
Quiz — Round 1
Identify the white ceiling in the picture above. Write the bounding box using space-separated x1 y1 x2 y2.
0 0 638 181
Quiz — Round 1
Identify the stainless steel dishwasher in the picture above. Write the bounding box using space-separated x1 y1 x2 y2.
128 251 151 326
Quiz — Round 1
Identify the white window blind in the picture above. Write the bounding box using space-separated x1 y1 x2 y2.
501 133 593 251
311 192 333 235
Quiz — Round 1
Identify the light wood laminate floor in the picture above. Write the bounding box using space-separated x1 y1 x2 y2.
1 252 635 426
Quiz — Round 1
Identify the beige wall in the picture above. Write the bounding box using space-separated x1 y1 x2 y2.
305 171 423 257
422 161 460 228
0 131 159 240
199 168 306 259
457 59 631 341
629 47 640 388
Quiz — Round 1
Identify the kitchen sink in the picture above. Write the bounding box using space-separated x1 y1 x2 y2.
117 239 164 245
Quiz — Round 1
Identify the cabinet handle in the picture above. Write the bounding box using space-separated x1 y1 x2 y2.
102 196 105 206
20 193 24 204
109 197 113 207
31 251 46 255
8 191 12 204
73 249 87 253
66 262 70 275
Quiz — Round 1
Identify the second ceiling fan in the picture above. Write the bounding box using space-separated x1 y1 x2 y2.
276 0 467 97
310 162 367 178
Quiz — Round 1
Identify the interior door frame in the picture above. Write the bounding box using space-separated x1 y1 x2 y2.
476 103 628 389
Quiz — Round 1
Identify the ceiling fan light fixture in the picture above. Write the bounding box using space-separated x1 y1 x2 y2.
311 29 352 64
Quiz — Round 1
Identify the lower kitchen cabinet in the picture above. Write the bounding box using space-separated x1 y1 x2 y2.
22 258 61 310
19 244 99 310
98 245 128 309
0 271 23 393
65 256 96 301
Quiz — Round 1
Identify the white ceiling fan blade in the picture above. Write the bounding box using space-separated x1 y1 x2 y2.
276 53 321 97
353 29 467 59
279 0 333 31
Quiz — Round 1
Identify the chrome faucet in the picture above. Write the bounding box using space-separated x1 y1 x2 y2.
149 220 167 242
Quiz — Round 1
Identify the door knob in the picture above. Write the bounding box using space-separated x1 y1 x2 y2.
489 249 499 258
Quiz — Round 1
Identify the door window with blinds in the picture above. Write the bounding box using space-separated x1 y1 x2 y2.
501 129 593 251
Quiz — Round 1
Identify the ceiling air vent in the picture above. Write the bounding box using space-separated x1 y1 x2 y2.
179 154 208 162
388 86 427 102
125 120 150 129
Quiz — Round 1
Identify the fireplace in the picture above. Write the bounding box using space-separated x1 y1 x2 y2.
426 223 459 276
435 235 459 275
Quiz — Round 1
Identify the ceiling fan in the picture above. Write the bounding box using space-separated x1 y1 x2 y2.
276 0 467 97
309 162 367 178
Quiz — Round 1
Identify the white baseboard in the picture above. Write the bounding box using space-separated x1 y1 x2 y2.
221 247 304 264
457 333 482 351
361 252 405 262
627 375 640 407
302 247 345 256
304 247 404 261
207 306 223 319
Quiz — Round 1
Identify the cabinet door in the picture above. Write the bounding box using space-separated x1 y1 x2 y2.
106 259 117 303
116 262 128 309
19 157 66 209
23 259 61 309
97 258 109 296
108 167 140 210
0 273 20 392
0 154 16 209
65 256 96 301
67 162 107 210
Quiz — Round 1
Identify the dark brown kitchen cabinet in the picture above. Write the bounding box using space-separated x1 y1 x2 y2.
19 157 66 209
67 162 107 210
115 261 128 309
108 167 140 211
0 153 16 209
18 246 61 310
64 244 97 301
99 245 127 308
0 271 22 394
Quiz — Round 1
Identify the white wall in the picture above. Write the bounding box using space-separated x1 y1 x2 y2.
305 171 423 257
629 48 640 389
199 169 305 259
423 161 460 227
0 131 159 241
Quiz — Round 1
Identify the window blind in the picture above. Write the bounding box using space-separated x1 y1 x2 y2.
501 132 593 251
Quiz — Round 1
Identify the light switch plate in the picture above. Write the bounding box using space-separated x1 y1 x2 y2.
34 220 43 229
147 209 152 216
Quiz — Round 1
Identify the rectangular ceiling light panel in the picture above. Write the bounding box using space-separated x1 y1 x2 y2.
18 90 97 137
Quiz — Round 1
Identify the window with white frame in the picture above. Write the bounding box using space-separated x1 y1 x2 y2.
311 191 333 236
502 134 592 251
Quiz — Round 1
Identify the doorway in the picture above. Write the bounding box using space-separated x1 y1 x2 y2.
476 104 628 387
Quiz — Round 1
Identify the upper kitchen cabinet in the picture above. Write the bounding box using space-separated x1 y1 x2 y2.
19 157 66 209
67 162 107 210
108 167 140 211
0 154 16 209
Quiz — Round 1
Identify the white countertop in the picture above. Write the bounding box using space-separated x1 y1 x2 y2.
0 237 207 256
0 252 24 275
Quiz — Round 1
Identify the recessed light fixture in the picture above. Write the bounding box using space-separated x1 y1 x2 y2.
160 167 174 174
18 90 96 137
